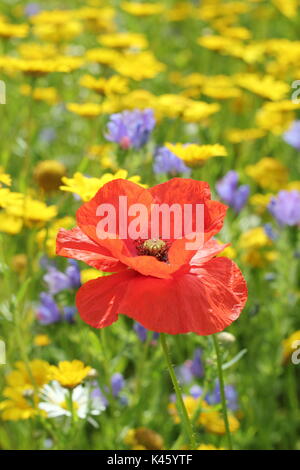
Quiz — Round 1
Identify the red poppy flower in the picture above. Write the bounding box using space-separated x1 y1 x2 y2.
56 178 247 335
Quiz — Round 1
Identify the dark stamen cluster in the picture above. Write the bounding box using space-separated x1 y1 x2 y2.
135 238 169 262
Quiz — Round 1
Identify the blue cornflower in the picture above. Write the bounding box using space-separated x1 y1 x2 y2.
283 120 300 150
216 170 250 212
268 190 300 226
43 260 81 294
37 293 61 325
153 146 191 176
105 109 155 149
205 382 239 411
133 322 159 342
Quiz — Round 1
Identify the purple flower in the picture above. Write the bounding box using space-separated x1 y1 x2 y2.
133 322 159 342
24 3 41 17
283 121 300 150
268 190 300 226
65 260 81 289
43 260 81 294
263 223 278 241
216 170 250 212
37 293 61 325
206 382 238 411
92 374 127 406
39 128 56 143
63 306 77 323
190 348 204 378
153 146 191 175
43 268 71 295
189 385 203 399
105 109 155 149
176 348 204 384
111 373 125 397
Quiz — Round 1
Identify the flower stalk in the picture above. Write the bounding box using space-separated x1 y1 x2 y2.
212 334 233 450
160 333 196 449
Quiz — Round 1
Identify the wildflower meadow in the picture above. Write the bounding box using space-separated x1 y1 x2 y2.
1 0 300 453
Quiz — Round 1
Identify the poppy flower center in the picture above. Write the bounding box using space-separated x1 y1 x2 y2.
135 238 169 262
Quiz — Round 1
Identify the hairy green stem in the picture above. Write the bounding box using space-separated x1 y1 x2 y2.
160 333 196 449
212 334 233 450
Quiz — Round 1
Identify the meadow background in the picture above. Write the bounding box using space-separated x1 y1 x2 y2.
0 0 300 450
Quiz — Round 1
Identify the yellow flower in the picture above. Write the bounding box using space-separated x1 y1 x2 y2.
197 33 264 64
233 73 289 101
216 26 251 41
76 6 116 33
201 75 241 100
239 227 272 250
166 143 227 167
217 243 237 259
286 181 300 191
81 268 104 284
124 428 164 450
239 227 278 268
0 22 28 39
282 331 300 363
154 94 190 119
66 103 103 118
49 360 92 389
121 89 157 111
11 254 28 273
0 388 39 421
255 101 298 135
14 59 56 77
165 3 194 22
113 51 165 81
169 396 239 435
226 128 266 143
121 2 165 16
37 216 75 257
20 85 59 105
18 43 58 60
34 160 66 192
0 171 11 186
272 0 297 18
86 47 121 66
197 444 225 450
98 32 148 50
6 197 57 227
31 10 83 42
180 73 205 89
34 335 51 347
0 188 24 209
54 56 84 73
246 157 289 191
33 22 83 42
60 170 146 202
182 101 220 122
79 74 129 96
199 408 240 435
242 249 278 268
249 193 274 214
5 360 51 391
0 213 23 234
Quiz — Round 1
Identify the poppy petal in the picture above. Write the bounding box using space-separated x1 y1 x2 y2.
56 227 126 272
76 257 247 335
119 257 247 335
76 270 136 328
189 239 230 266
149 178 227 265
76 179 153 258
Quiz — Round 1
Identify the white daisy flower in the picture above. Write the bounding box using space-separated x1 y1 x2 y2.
39 381 105 427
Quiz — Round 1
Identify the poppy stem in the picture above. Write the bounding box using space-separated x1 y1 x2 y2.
212 334 233 450
160 333 196 449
